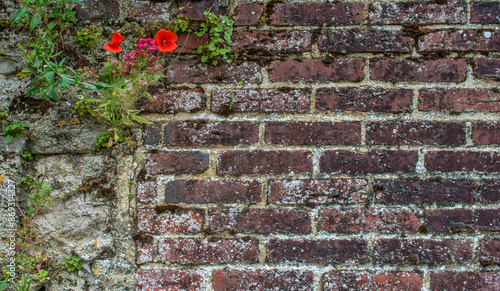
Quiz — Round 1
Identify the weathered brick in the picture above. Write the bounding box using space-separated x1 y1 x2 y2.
143 123 162 146
265 122 361 145
76 0 120 20
474 57 500 80
374 179 475 204
137 208 204 233
176 33 209 54
136 240 153 264
425 151 500 173
268 59 364 82
480 180 500 202
137 180 157 203
369 1 466 25
323 270 423 291
480 238 500 264
218 150 313 175
267 239 367 263
145 151 209 175
373 239 472 264
213 269 314 291
210 208 311 233
270 3 363 26
367 121 466 146
164 121 259 146
141 89 205 113
165 180 261 204
473 122 500 145
178 0 218 19
319 30 412 53
127 1 170 22
212 89 310 113
319 208 419 233
472 2 500 23
166 61 262 83
233 2 263 26
419 30 500 52
371 59 467 82
268 179 369 205
316 88 413 113
320 150 418 174
159 238 258 264
232 31 311 54
427 209 500 232
137 270 204 291
419 89 500 112
430 271 500 291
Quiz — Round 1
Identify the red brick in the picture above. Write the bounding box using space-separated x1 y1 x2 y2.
165 180 261 204
323 270 423 291
176 33 209 54
430 271 500 291
425 151 500 173
136 240 153 264
127 1 170 22
141 89 205 113
371 59 467 82
166 61 262 83
480 238 500 264
159 238 258 264
210 208 310 233
473 122 500 145
137 180 157 203
145 151 209 175
319 208 419 233
268 59 364 82
76 0 120 21
474 58 500 80
480 180 500 202
316 88 413 113
233 2 263 26
419 30 500 52
419 89 500 112
164 121 259 146
143 123 162 146
373 239 472 264
268 179 369 205
137 270 204 291
212 89 310 113
213 269 314 291
218 150 313 175
137 208 204 233
472 2 500 24
319 30 412 53
232 31 311 54
320 150 418 174
367 121 466 146
427 209 500 232
265 122 361 145
267 239 367 263
374 179 475 204
369 2 466 25
270 3 363 26
178 0 219 19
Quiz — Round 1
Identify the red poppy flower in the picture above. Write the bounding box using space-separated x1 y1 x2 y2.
104 32 125 53
154 29 178 53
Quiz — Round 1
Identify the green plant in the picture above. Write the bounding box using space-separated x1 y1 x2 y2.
74 25 103 47
11 274 31 291
91 130 124 151
196 11 236 66
2 121 29 143
62 256 82 272
21 174 34 188
20 148 33 164
171 16 191 34
27 180 53 214
0 109 7 124
0 279 8 291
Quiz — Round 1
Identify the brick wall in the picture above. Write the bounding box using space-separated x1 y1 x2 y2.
127 1 499 290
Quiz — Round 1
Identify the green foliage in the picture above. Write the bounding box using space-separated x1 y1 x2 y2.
0 109 7 124
20 148 33 164
2 121 29 144
171 16 190 34
27 179 53 214
92 130 124 151
62 256 82 272
21 174 34 189
0 279 7 291
196 11 237 66
13 0 87 102
75 25 103 47
11 275 31 291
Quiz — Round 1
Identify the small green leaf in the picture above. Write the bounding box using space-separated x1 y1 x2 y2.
5 135 13 144
212 60 218 66
30 14 40 31
12 7 26 23
48 20 58 30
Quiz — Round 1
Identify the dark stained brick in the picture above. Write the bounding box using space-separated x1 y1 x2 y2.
323 270 423 291
473 122 500 145
167 61 262 83
141 89 205 113
480 238 500 264
268 59 364 82
425 151 500 173
319 30 412 53
474 58 500 80
143 123 162 146
137 270 204 291
232 31 311 54
419 30 500 52
480 180 500 202
145 151 209 175
270 3 363 26
427 209 500 232
213 269 314 291
127 1 171 22
419 89 500 112
371 59 467 82
265 122 361 145
233 2 263 26
430 271 500 290
137 208 204 233
471 2 500 23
